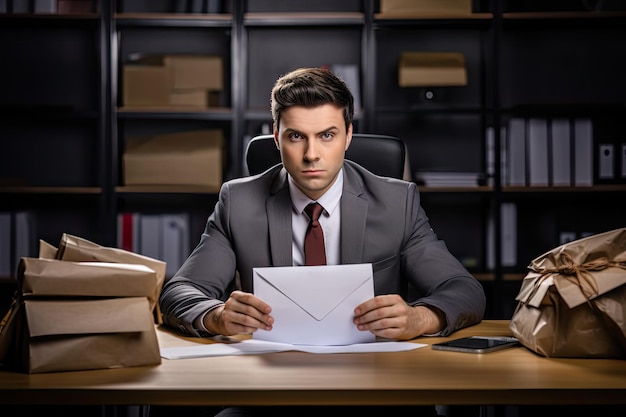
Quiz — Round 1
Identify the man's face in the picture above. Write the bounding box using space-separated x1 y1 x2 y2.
274 104 352 201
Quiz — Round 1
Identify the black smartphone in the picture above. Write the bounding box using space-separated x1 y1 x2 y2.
432 336 519 354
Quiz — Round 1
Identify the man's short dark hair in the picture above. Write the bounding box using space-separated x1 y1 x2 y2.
271 67 355 132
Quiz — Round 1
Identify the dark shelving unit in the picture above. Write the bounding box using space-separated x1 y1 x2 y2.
1 0 625 320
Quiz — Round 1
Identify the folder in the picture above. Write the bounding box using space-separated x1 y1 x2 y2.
550 118 572 186
139 214 162 260
501 203 517 267
573 118 593 186
598 144 615 180
527 118 549 186
507 118 526 186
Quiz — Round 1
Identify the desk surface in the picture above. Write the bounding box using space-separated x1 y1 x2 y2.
1 320 625 406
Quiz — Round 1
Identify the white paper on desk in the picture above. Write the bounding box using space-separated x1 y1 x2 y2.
253 263 375 346
160 339 426 359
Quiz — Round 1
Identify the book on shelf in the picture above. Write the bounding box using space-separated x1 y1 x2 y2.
117 212 190 278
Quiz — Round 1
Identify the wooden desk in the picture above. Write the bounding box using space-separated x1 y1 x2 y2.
0 320 625 406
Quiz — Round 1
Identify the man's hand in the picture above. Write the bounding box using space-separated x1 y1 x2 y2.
353 294 444 340
204 290 274 336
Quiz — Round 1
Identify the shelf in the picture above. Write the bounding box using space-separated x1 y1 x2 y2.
244 12 364 26
376 105 485 115
115 185 219 194
502 185 626 193
2 0 625 322
502 11 626 20
418 186 493 193
503 273 527 281
115 13 233 27
374 12 493 27
0 13 99 22
0 187 102 194
117 107 233 121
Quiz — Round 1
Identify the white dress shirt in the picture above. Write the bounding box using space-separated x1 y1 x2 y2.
288 169 343 266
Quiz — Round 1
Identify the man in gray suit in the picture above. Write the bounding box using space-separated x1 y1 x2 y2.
159 67 485 416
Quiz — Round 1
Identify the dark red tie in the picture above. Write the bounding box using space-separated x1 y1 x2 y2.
304 202 326 266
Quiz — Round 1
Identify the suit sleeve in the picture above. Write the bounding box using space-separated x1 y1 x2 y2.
159 183 238 336
401 182 486 336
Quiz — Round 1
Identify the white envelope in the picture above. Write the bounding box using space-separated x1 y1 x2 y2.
253 263 375 346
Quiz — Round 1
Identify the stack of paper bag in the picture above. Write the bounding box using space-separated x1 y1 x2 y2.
0 257 161 373
0 233 166 373
51 233 166 324
509 228 626 358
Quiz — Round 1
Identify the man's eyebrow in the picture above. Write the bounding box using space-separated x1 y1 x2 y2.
283 128 301 135
317 126 339 135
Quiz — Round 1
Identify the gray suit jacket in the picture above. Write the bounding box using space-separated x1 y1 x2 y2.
159 160 486 337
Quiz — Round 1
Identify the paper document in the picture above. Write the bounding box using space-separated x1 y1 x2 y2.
253 263 375 345
160 338 427 359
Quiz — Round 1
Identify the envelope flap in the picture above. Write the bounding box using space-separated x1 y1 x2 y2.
24 297 153 337
255 264 373 321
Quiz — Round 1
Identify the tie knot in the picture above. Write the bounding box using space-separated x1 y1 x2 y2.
305 202 323 222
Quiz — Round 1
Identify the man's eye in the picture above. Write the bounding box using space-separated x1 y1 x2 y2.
289 132 302 140
321 133 334 140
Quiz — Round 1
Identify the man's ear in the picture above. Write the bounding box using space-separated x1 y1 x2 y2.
273 128 280 149
344 124 353 151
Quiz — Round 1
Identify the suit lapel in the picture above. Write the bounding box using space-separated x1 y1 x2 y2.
265 164 369 265
267 169 293 266
340 164 368 264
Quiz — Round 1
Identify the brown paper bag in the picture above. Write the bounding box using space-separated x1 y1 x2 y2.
1 257 162 373
509 228 626 358
46 233 166 324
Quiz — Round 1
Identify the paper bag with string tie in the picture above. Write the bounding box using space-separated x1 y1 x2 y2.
509 228 626 358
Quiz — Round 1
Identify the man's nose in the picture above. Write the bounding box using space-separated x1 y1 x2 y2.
304 139 320 161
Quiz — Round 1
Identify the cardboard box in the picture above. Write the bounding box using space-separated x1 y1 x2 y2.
398 52 467 87
123 129 224 189
122 54 223 107
380 0 472 14
123 64 170 107
164 54 223 91
169 89 221 108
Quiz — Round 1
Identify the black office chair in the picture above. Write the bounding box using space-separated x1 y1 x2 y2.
245 133 406 180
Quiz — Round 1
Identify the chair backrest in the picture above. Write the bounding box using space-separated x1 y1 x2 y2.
245 134 406 179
